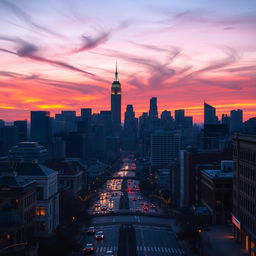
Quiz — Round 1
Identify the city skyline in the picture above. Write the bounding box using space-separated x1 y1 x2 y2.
0 0 256 122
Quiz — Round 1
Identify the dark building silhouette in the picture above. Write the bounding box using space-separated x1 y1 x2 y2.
14 120 28 142
100 111 112 136
64 132 86 159
221 114 230 130
175 109 185 127
0 126 18 156
230 109 243 133
243 117 256 134
204 102 218 125
122 105 138 151
197 161 233 224
161 110 174 130
139 112 150 157
149 97 158 118
30 111 52 146
111 64 121 135
180 147 232 206
80 108 92 133
55 111 77 133
202 124 229 150
233 134 256 255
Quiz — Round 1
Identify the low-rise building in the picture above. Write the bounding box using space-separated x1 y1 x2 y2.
44 159 85 196
0 169 37 251
199 161 233 224
0 162 59 237
9 142 48 163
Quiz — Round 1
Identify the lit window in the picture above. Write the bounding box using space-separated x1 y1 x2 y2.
35 206 46 216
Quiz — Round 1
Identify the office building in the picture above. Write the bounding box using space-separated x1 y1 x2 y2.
0 126 18 156
233 135 256 255
14 120 28 142
150 131 180 167
122 105 138 151
204 102 218 125
30 111 52 146
55 111 77 133
149 97 158 118
230 109 243 133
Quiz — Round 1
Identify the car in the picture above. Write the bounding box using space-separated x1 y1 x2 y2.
109 209 115 213
101 205 107 211
132 197 137 201
137 196 142 200
95 231 104 240
105 250 114 256
87 227 95 235
150 204 156 208
136 208 141 212
143 207 149 211
83 243 94 254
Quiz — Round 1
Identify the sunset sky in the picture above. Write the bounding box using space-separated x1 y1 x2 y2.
0 0 256 123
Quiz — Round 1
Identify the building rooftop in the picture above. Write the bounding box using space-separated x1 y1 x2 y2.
0 162 56 177
201 169 233 179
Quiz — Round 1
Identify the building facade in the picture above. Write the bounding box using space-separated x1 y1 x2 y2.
233 135 256 256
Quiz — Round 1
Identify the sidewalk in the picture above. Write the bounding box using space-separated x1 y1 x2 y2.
200 225 247 256
169 219 197 256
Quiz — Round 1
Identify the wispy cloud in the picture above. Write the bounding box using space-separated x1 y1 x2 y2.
0 0 65 38
0 36 95 77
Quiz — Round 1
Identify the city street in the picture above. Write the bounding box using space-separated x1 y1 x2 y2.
77 158 185 256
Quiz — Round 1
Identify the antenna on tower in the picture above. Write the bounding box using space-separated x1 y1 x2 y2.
115 60 118 81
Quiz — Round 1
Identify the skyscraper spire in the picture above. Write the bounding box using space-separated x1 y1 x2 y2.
115 61 118 81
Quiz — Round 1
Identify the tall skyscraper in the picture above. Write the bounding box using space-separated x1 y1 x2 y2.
111 63 122 135
230 109 243 133
31 111 52 146
204 102 218 125
149 97 158 118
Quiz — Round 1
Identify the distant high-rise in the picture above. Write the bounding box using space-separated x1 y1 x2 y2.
150 130 180 167
230 109 243 133
111 63 121 135
31 111 52 146
175 109 185 126
122 105 138 150
204 102 218 125
14 120 27 142
149 97 158 118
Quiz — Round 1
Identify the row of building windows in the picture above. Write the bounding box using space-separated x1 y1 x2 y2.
239 210 256 234
236 149 256 163
239 179 256 198
239 165 256 181
239 195 256 216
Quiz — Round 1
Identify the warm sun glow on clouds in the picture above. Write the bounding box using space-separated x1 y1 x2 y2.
0 0 256 123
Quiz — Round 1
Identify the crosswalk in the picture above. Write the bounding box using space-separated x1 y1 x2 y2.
137 246 185 254
95 246 117 253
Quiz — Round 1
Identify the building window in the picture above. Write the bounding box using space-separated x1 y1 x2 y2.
35 206 46 216
36 187 44 200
